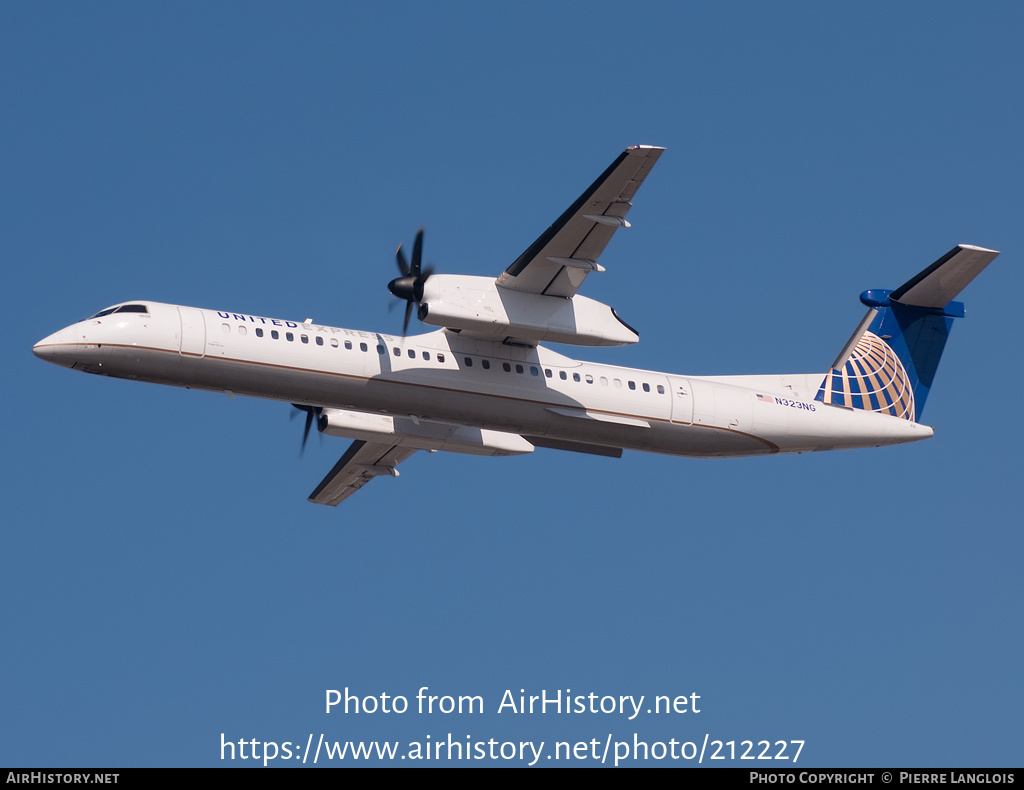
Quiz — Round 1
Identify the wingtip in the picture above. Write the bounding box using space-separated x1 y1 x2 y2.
958 244 1000 255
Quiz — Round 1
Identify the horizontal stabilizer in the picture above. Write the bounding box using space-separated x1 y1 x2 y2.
817 243 1000 422
890 244 999 308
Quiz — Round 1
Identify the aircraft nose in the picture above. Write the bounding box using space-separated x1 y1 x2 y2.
31 342 51 362
33 334 56 360
33 326 77 366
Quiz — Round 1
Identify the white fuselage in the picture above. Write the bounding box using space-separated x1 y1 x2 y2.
33 301 932 457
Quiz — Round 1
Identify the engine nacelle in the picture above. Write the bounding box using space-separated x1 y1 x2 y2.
417 274 638 346
318 409 535 456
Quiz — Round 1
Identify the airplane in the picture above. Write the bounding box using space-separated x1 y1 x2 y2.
33 145 1000 507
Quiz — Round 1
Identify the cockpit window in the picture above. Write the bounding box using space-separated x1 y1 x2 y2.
89 303 149 319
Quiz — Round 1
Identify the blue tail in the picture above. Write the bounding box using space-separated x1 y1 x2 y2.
815 244 998 422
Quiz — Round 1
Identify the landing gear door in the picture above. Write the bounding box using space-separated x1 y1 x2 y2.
177 307 206 357
668 376 693 425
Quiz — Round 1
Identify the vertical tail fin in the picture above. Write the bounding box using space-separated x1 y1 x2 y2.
815 244 999 422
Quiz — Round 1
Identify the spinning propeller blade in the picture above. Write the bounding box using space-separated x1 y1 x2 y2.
387 228 434 335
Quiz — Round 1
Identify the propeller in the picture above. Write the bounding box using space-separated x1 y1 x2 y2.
388 228 434 335
290 404 322 455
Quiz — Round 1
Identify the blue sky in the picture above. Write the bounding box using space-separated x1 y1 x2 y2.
3 1 1022 767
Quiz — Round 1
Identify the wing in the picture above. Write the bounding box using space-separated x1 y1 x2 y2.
495 145 664 298
308 440 417 506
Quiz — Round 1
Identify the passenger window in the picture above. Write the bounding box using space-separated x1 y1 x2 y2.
585 374 593 384
360 342 368 352
221 323 230 334
464 357 473 367
657 384 665 394
502 362 511 372
515 364 524 374
643 382 650 392
481 359 490 369
239 326 247 336
316 336 324 346
344 340 352 349
628 381 636 390
256 328 264 338
437 353 445 363
271 330 280 340
559 371 567 380
408 349 415 358
545 369 552 378
530 366 539 376
573 372 581 382
599 376 607 386
377 344 385 354
422 351 430 360
393 347 401 357
300 334 309 344
286 332 294 342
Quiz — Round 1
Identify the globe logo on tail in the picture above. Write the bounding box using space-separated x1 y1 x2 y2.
817 331 915 421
